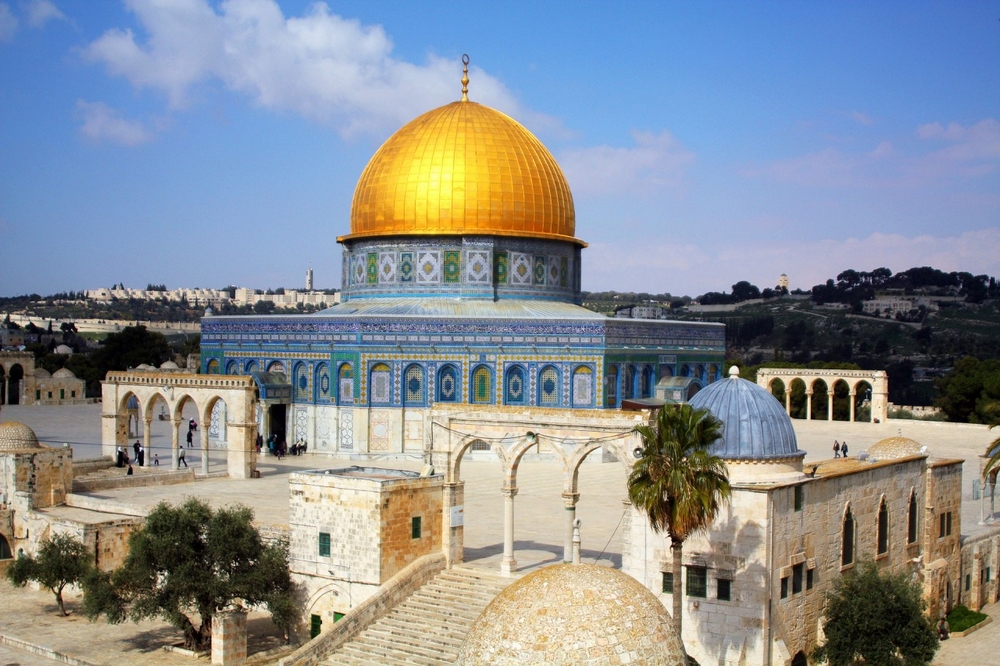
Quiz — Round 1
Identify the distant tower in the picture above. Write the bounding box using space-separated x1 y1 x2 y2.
778 274 789 290
306 267 314 291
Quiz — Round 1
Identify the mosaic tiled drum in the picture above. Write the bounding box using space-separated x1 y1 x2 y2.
199 57 725 454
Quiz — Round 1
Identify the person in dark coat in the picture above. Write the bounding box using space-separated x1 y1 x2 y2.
133 440 141 463
841 441 849 457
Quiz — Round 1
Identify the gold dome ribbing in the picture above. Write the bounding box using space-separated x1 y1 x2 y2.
342 100 581 246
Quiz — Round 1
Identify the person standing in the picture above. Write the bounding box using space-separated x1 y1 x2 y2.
186 429 193 448
841 442 849 457
833 440 841 458
133 440 141 464
178 446 188 468
137 443 145 467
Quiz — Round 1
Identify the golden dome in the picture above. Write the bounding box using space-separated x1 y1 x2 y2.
342 100 581 246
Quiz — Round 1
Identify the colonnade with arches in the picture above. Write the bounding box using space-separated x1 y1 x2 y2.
755 368 889 423
427 407 645 575
101 371 259 478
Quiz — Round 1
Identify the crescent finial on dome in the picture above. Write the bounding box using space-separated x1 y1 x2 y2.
461 54 470 101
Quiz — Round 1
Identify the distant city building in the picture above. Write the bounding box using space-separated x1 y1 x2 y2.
306 266 314 291
85 284 340 310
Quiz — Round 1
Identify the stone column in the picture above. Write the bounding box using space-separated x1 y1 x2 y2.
500 486 518 576
562 492 579 563
785 390 791 416
805 390 813 421
171 418 181 470
827 392 834 421
200 424 210 475
442 481 465 565
143 418 152 461
848 390 856 422
211 608 247 666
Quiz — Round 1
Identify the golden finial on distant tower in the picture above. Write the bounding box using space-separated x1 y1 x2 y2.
461 54 470 101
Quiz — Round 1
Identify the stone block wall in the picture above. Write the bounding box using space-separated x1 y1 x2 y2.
960 532 1000 611
212 609 247 666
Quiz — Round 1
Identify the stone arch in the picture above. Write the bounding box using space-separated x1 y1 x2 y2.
5 363 24 405
0 533 11 560
831 378 851 421
842 503 856 567
337 363 353 405
266 360 285 374
564 439 609 495
908 488 919 544
756 368 889 422
809 378 829 420
791 652 807 666
245 359 258 373
788 378 807 419
768 377 786 406
0 364 6 404
852 379 874 422
369 363 391 405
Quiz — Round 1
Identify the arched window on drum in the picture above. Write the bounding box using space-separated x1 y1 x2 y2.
369 363 392 405
471 365 493 405
337 364 354 405
294 362 310 401
504 365 527 405
437 364 460 403
403 364 426 406
315 363 331 402
537 365 560 407
572 366 593 407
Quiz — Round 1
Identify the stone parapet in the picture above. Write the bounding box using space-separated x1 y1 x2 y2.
278 552 447 666
71 468 195 493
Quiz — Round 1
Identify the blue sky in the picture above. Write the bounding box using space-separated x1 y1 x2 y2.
1 0 998 298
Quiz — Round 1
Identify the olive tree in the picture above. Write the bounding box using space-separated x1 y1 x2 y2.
6 532 93 616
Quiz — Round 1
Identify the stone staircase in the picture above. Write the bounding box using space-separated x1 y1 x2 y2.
323 565 513 665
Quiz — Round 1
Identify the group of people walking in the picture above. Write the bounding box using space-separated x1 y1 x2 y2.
116 418 200 473
833 440 849 458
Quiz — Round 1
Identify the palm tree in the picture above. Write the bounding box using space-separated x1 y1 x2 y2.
628 403 730 642
982 402 1000 510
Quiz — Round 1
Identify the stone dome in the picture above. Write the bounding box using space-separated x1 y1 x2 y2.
868 436 924 460
135 364 154 371
0 421 44 451
33 368 52 378
688 367 804 461
54 344 73 354
159 361 179 370
342 99 581 246
456 563 685 665
52 368 75 378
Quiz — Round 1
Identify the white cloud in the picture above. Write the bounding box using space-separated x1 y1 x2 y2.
849 110 873 126
913 118 1000 177
559 130 695 198
23 0 64 28
81 0 549 138
0 3 18 41
76 100 153 145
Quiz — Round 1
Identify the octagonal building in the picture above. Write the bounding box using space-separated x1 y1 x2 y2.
199 61 724 456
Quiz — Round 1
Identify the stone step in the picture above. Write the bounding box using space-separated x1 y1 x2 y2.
389 603 479 628
425 577 508 595
363 624 464 653
397 598 482 623
374 616 468 643
351 631 456 663
411 584 499 605
338 637 446 665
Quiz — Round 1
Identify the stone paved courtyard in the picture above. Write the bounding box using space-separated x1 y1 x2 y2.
1 403 997 664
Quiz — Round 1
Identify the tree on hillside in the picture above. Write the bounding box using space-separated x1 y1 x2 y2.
92 325 171 374
935 357 1000 423
982 403 1000 483
6 533 93 616
627 404 730 642
82 498 295 650
812 559 938 666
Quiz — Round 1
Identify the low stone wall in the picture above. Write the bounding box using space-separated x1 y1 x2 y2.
72 469 195 493
64 493 149 517
278 552 448 666
72 457 115 478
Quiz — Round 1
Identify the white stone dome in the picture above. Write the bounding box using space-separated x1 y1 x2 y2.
33 368 52 378
160 361 179 370
456 563 685 665
54 344 73 354
52 368 76 379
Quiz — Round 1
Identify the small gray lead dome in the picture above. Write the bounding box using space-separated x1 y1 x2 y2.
689 368 804 461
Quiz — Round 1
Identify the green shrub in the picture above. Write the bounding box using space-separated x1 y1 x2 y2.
946 604 988 633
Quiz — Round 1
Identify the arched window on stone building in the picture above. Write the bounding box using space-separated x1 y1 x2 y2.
0 533 12 560
572 366 593 407
842 506 855 567
471 365 493 405
369 363 391 405
403 364 426 406
908 490 918 544
315 363 331 402
337 364 354 405
877 497 889 556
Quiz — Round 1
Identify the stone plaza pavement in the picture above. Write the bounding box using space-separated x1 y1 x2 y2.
1 403 998 664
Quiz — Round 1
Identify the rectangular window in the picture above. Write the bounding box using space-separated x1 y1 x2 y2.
35 390 40 400
686 566 707 598
965 574 971 591
792 563 804 594
71 390 76 398
806 568 814 590
47 391 52 399
939 513 946 538
794 485 803 512
780 577 789 599
60 388 65 399
717 578 732 602
946 511 953 536
310 614 322 639
318 532 331 557
987 567 992 583
661 572 674 594
411 516 422 539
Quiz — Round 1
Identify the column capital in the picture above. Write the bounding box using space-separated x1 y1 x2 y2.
502 487 519 499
